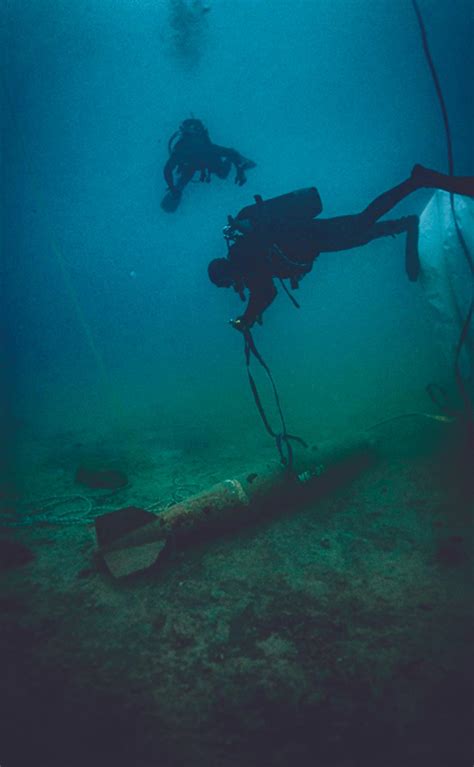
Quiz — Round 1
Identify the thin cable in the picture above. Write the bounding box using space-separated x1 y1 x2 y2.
411 0 454 175
411 0 474 435
242 328 307 466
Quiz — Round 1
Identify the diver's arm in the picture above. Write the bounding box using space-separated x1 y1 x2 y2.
213 145 243 165
237 278 277 328
213 144 251 185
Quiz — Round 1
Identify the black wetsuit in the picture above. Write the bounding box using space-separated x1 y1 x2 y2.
228 173 443 327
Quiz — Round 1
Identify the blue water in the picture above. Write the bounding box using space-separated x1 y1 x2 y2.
1 4 473 766
3 0 472 446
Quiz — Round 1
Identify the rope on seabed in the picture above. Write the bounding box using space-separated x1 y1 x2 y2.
0 495 97 527
0 410 455 529
0 480 197 527
0 484 132 527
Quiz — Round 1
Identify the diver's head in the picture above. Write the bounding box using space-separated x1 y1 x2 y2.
180 118 206 137
208 258 235 288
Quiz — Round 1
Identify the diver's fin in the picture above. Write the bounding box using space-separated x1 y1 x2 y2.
95 506 156 548
161 189 182 213
103 539 167 579
405 217 420 282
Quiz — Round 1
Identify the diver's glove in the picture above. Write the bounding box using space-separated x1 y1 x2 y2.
235 158 256 185
229 317 249 331
230 315 262 331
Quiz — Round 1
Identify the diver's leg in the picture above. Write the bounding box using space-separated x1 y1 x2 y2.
360 166 474 225
370 216 420 281
175 164 195 192
311 214 420 280
359 177 419 225
412 164 474 197
161 164 195 211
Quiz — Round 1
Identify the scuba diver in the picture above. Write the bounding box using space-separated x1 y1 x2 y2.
208 164 474 330
161 118 256 211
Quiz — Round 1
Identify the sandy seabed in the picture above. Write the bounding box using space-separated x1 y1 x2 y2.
1 417 472 767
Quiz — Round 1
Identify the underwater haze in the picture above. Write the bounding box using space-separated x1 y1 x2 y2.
3 0 473 440
1 1 473 766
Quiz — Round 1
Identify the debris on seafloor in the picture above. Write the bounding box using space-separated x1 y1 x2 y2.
75 466 128 490
0 538 35 572
436 536 467 567
95 431 378 579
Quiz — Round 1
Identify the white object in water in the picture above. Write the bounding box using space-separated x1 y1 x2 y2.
419 190 474 382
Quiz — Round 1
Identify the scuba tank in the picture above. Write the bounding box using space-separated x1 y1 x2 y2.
224 188 323 242
167 130 180 156
168 119 209 156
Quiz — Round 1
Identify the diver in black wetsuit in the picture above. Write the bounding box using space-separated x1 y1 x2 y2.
161 118 256 211
207 164 474 329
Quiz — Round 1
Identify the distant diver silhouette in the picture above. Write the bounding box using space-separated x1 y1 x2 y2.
161 118 256 212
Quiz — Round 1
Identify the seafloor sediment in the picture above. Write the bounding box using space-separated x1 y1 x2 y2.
1 421 472 767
